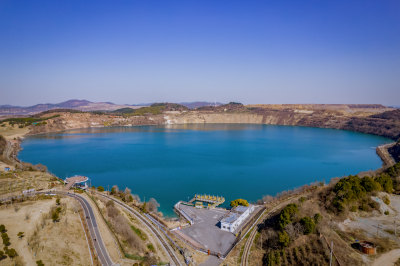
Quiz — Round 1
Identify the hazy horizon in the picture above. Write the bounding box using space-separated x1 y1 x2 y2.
1 0 400 106
0 98 399 108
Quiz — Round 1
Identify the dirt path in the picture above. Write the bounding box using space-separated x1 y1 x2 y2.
372 249 400 266
377 143 396 167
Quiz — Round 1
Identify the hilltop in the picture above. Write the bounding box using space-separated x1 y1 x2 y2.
0 100 225 117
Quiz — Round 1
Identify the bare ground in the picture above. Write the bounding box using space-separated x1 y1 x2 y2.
0 197 91 266
0 170 59 197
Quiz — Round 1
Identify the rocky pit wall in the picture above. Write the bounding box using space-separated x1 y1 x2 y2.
27 109 400 141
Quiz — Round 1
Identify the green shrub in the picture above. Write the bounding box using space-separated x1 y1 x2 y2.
147 243 155 252
300 217 315 235
313 213 322 224
359 203 370 212
0 250 6 260
334 175 366 203
5 248 17 258
17 232 24 239
350 205 358 212
360 176 381 192
278 204 298 230
230 199 249 208
278 230 290 247
36 260 45 266
274 250 281 264
141 202 147 213
331 175 386 212
131 225 147 241
52 210 60 222
384 210 389 215
383 196 391 205
385 162 400 179
376 174 393 193
97 186 105 192
0 225 5 233
2 233 10 246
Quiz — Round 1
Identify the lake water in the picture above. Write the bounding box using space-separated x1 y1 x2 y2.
19 124 391 216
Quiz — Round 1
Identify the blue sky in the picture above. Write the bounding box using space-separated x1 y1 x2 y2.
0 0 399 106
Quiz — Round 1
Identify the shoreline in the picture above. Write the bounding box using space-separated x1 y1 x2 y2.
10 124 397 204
13 123 398 171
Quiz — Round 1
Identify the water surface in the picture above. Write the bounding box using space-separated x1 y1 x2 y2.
19 124 390 216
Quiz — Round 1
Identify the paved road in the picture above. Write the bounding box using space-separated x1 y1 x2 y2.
95 192 182 266
34 190 114 266
68 192 114 266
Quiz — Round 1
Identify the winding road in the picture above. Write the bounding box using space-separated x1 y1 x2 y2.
95 192 182 266
37 190 114 266
68 192 114 266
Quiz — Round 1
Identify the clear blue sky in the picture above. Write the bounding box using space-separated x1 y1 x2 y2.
1 0 399 106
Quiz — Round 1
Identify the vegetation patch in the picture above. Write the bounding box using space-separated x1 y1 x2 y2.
230 199 249 208
0 115 60 127
324 171 396 213
112 103 188 116
131 225 147 241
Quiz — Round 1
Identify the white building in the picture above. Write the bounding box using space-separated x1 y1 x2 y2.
220 205 255 233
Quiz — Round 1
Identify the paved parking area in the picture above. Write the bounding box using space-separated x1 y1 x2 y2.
178 205 237 255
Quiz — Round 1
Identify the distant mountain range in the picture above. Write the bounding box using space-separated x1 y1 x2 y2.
0 100 223 116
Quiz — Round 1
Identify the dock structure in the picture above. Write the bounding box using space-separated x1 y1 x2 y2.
190 194 225 208
64 175 88 190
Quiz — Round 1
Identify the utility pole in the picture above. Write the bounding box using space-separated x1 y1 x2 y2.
329 241 333 266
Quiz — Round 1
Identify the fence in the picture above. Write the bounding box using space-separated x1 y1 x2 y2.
174 202 194 225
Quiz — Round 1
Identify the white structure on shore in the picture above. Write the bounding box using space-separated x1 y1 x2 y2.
220 205 255 233
64 175 89 190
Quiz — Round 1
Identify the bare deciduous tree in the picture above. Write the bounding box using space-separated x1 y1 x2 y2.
124 187 132 202
132 194 141 203
111 185 119 195
147 198 160 213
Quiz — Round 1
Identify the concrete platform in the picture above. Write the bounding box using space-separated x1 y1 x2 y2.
178 205 237 255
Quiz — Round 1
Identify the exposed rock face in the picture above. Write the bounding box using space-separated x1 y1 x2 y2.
388 142 400 163
28 112 165 135
26 106 400 141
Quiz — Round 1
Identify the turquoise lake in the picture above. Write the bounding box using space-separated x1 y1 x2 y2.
19 124 391 216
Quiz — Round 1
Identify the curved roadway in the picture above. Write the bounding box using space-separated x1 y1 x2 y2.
68 192 114 266
38 191 114 266
95 192 182 266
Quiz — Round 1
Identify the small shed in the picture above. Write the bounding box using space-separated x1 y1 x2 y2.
359 241 376 255
4 167 10 172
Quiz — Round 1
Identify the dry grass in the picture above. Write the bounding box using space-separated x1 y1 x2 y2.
0 170 60 197
92 195 170 265
0 197 91 265
0 123 29 140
